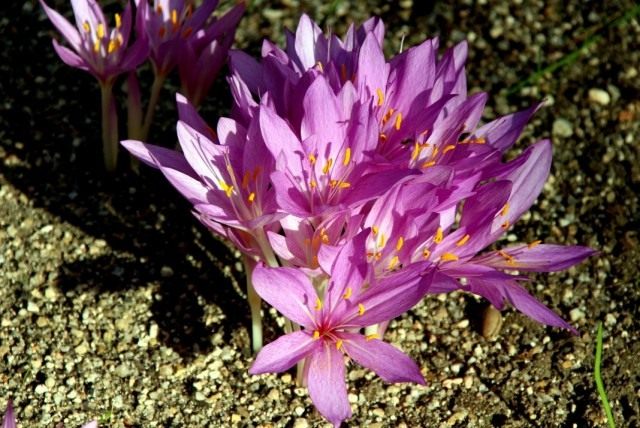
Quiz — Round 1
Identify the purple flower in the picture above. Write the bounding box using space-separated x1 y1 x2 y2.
122 94 282 256
179 2 245 106
40 0 148 84
249 233 428 427
2 401 97 428
137 0 224 76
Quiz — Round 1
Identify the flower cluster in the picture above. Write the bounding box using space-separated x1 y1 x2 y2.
122 15 595 426
41 0 245 170
2 400 97 428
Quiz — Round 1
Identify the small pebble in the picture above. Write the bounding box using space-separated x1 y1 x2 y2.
552 118 573 137
588 88 611 106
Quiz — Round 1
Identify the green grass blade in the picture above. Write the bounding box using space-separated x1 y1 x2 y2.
594 321 616 428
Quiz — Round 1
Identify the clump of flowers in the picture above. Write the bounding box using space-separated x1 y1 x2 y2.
40 0 244 170
2 400 97 428
122 14 595 426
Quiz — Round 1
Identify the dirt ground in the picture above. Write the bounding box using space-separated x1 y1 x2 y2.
0 0 639 426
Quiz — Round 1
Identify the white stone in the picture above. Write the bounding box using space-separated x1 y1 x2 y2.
588 88 611 105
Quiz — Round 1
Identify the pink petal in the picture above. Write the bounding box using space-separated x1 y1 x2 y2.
340 332 425 384
249 331 318 374
504 284 578 334
474 244 596 272
51 39 89 72
306 342 351 427
2 400 16 428
40 0 82 50
252 265 318 329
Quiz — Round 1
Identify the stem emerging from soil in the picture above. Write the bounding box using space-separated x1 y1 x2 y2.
140 72 166 142
100 81 118 172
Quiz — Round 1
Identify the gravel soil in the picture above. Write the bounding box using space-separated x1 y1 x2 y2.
1 0 639 427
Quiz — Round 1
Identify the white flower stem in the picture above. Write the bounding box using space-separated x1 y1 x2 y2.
242 255 263 353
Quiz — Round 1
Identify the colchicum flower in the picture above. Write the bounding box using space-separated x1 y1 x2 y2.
124 12 596 427
2 400 98 428
132 0 245 140
250 234 429 427
40 0 149 171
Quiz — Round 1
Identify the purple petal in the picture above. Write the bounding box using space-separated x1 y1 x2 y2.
176 94 214 138
340 332 425 384
498 140 552 225
252 265 318 328
293 14 325 71
342 263 431 326
120 140 210 204
258 106 306 180
51 39 90 72
40 0 82 50
229 50 263 94
355 32 388 100
249 331 318 374
504 284 578 334
2 400 16 428
323 230 370 313
306 342 351 427
473 103 542 152
474 244 596 272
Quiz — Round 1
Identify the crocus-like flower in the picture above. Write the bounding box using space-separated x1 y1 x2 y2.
137 0 223 76
2 401 97 428
40 0 149 171
250 233 428 427
40 0 148 84
179 2 245 106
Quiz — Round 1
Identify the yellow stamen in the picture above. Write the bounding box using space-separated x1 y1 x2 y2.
411 142 421 161
338 181 351 189
456 234 470 247
314 298 323 311
335 339 343 350
309 179 317 189
422 160 436 168
440 252 459 262
500 202 510 217
115 13 122 29
313 330 320 340
93 40 100 53
388 255 399 270
309 154 316 165
365 333 379 341
372 226 379 236
501 220 510 229
358 303 366 316
343 148 351 166
379 133 388 142
315 61 324 72
107 39 119 54
219 180 233 197
378 233 386 248
422 248 431 259
434 227 443 244
473 137 486 144
382 108 395 125
394 112 403 130
528 240 542 249
396 236 404 251
376 88 384 106
171 9 178 25
320 229 329 244
322 158 333 174
442 144 456 154
343 287 352 300
96 23 105 39
82 21 90 33
248 192 256 203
